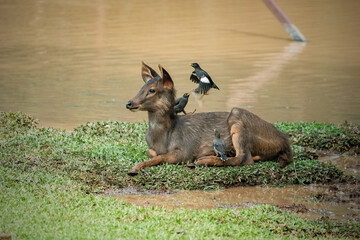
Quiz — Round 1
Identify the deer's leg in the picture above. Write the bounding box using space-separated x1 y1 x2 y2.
147 149 157 158
196 124 257 167
196 156 241 166
128 151 179 176
229 123 254 165
196 155 261 166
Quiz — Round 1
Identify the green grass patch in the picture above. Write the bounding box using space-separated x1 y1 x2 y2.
1 112 359 239
275 121 360 153
1 166 359 239
1 112 358 193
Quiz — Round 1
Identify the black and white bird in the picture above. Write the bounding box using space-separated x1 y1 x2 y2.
213 129 227 161
190 63 219 95
174 92 191 115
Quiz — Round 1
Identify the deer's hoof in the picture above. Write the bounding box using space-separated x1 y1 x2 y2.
186 163 196 169
127 169 139 176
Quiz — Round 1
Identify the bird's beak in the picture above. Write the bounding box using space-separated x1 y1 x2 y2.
187 92 191 96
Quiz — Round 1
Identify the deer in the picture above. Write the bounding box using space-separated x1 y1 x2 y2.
125 62 292 175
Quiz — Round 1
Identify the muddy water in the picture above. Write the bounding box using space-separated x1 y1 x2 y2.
107 184 359 221
0 0 360 129
107 155 360 222
318 154 360 177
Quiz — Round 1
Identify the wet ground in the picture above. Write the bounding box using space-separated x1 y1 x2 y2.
105 154 360 222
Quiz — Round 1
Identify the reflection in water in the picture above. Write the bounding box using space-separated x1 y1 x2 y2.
227 42 306 106
0 0 359 129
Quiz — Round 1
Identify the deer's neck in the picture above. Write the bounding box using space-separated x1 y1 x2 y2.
148 110 175 132
146 111 177 153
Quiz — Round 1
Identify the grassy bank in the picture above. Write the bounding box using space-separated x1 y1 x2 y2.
1 112 358 192
1 112 359 239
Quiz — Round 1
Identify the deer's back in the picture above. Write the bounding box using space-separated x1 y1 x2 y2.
165 111 231 162
148 108 290 163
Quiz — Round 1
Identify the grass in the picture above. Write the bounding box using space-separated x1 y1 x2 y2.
1 112 359 239
1 166 359 239
1 112 359 193
275 121 360 153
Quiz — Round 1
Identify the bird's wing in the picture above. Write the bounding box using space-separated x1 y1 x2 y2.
197 76 212 94
212 142 220 151
174 98 188 113
178 99 187 108
204 72 220 90
190 71 200 83
212 82 220 90
175 97 181 105
215 140 226 153
203 72 213 84
213 142 219 155
174 104 181 113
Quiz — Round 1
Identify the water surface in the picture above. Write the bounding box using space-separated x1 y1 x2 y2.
0 0 359 129
107 184 359 221
107 155 360 222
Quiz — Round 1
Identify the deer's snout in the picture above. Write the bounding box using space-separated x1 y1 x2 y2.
126 101 133 109
126 100 139 111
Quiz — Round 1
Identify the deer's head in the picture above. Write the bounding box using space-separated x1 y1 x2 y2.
126 62 175 114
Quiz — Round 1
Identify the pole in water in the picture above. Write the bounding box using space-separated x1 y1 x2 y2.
263 0 307 42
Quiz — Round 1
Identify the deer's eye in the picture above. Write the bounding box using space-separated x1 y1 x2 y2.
148 89 156 94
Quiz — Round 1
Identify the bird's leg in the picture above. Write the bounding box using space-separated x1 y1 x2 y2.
187 109 196 115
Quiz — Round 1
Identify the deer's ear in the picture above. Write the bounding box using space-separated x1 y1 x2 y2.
141 61 159 83
158 64 174 89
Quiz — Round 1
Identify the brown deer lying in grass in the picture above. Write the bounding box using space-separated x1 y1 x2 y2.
125 62 292 175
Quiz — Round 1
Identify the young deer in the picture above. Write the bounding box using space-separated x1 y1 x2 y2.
125 62 292 175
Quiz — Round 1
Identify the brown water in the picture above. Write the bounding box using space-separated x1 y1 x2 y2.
0 0 360 129
107 155 360 222
107 184 359 221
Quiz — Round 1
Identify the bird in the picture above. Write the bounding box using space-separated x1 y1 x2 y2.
213 129 227 161
174 92 191 115
190 63 219 95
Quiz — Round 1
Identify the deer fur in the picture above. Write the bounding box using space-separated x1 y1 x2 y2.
125 62 292 175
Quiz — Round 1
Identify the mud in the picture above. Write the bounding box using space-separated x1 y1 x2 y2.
105 154 359 222
105 183 359 221
318 154 360 177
